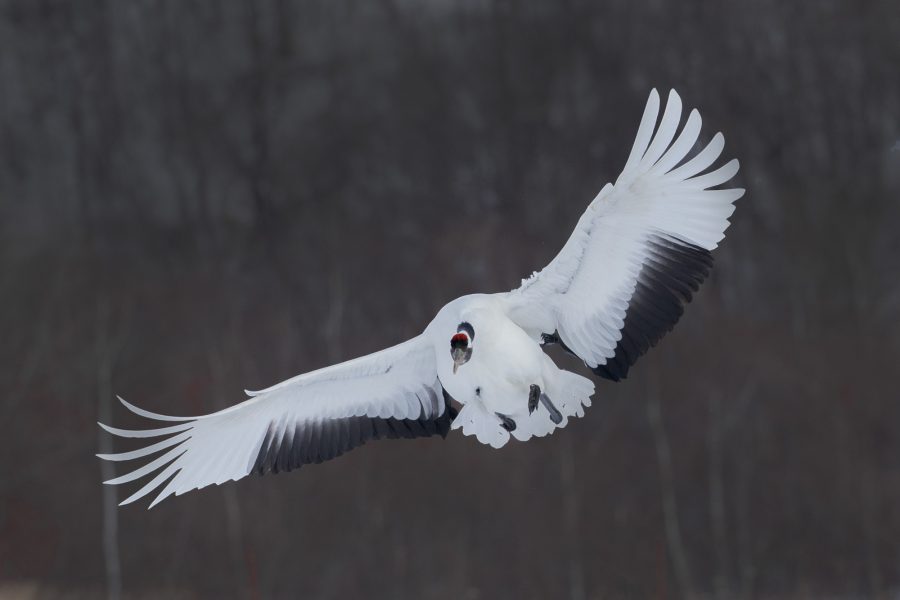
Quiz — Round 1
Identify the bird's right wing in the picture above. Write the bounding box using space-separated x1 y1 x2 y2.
98 335 450 508
507 89 743 381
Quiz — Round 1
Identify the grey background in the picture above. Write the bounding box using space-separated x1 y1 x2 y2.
0 0 898 598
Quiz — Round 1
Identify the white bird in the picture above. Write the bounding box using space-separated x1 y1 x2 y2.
98 89 743 508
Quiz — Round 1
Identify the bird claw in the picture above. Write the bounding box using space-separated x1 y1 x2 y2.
540 332 560 346
528 384 541 414
527 384 562 424
496 412 516 432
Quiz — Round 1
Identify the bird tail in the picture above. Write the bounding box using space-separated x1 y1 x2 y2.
508 363 594 442
545 368 594 423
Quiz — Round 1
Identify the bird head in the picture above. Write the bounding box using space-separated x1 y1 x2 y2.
450 322 474 374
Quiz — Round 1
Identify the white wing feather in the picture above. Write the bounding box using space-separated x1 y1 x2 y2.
508 89 743 377
98 335 444 508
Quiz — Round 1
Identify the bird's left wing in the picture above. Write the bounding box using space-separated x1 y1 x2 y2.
506 89 743 381
98 335 449 508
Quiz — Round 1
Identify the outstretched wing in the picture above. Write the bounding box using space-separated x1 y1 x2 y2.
507 89 743 381
98 335 450 508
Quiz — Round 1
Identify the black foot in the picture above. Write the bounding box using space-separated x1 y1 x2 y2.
540 393 563 425
528 384 541 414
496 412 517 432
541 332 560 345
540 331 578 358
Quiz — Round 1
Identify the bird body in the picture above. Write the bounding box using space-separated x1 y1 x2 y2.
430 293 593 447
436 295 544 410
99 89 744 507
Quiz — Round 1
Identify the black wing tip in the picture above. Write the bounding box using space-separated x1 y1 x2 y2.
556 233 714 383
591 364 624 382
251 390 457 476
599 233 713 381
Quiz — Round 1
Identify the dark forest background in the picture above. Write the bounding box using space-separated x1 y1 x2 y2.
1 0 899 598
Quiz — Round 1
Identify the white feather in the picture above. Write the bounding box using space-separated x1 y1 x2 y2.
507 89 744 371
98 335 442 507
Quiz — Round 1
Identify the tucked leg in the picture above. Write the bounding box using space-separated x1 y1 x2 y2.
539 393 563 425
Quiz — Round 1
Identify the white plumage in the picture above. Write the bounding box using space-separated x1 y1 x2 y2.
99 89 743 507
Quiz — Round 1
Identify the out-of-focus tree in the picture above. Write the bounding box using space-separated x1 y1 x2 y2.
0 0 897 598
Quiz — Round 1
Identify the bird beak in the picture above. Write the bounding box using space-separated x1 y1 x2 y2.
450 347 470 374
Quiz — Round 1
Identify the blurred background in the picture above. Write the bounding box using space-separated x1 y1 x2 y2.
1 0 898 598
